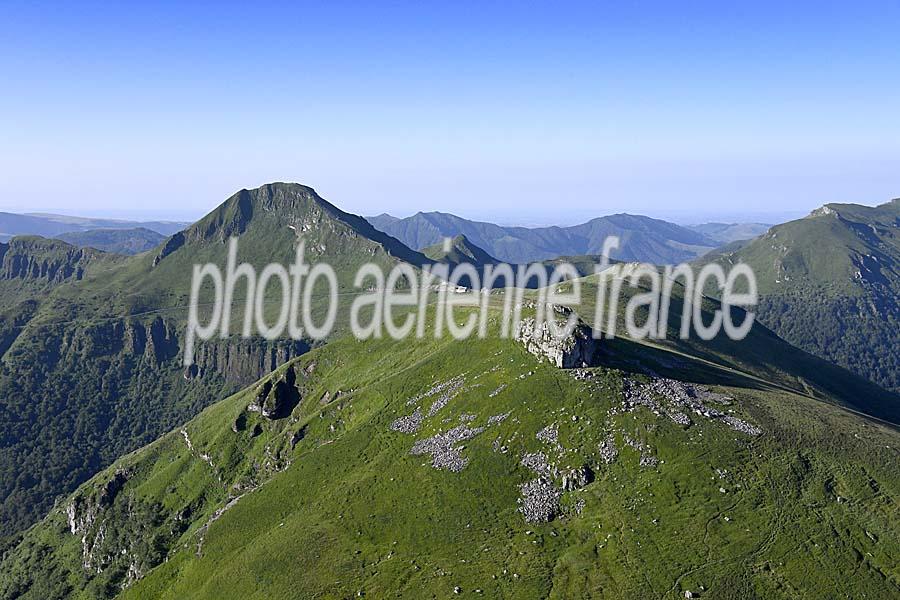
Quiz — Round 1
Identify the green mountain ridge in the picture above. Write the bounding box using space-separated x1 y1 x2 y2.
1 185 898 599
699 198 900 392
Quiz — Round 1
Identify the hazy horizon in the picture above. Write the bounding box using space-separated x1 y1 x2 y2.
5 187 897 228
6 182 898 228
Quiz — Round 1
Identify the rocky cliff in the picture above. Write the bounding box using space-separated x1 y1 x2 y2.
514 306 600 368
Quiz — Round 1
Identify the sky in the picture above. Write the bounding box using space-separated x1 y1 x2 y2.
1 1 899 226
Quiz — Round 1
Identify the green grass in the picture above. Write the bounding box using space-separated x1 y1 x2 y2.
2 306 897 599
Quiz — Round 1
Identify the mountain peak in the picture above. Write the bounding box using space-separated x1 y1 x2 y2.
808 204 840 218
152 182 428 269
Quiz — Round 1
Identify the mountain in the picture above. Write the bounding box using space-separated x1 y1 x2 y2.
0 212 188 241
699 199 900 393
1 299 897 599
421 234 498 266
367 211 718 264
56 227 167 255
2 185 898 599
367 212 400 227
687 222 771 244
0 183 429 540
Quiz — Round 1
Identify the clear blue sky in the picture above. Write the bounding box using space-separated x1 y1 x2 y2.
1 1 898 225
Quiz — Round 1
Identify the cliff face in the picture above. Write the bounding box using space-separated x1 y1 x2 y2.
0 310 308 539
0 237 110 284
188 337 308 387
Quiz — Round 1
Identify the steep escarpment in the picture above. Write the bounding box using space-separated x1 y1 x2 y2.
0 311 307 540
0 237 109 281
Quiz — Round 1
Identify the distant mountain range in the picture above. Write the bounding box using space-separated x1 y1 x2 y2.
368 212 767 265
0 212 188 242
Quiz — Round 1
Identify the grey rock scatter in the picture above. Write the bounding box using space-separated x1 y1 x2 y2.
517 477 562 523
521 452 554 478
390 407 424 434
488 384 507 398
487 412 511 426
410 425 486 472
599 435 618 464
536 423 561 450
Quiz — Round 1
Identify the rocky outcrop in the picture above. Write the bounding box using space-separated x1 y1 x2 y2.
151 231 185 266
65 469 132 571
0 237 107 284
560 465 594 491
248 366 301 419
66 469 130 538
514 307 600 368
62 467 184 589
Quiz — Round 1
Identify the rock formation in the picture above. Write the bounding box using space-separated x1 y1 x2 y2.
514 306 600 368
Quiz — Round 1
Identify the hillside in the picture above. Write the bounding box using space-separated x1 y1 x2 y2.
699 199 900 393
0 183 430 539
1 306 897 599
56 227 167 255
368 211 718 264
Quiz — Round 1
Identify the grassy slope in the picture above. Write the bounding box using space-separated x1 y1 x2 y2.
697 200 900 392
550 271 900 425
1 307 897 599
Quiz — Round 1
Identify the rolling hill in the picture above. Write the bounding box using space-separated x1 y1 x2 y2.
0 212 188 241
687 222 771 244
